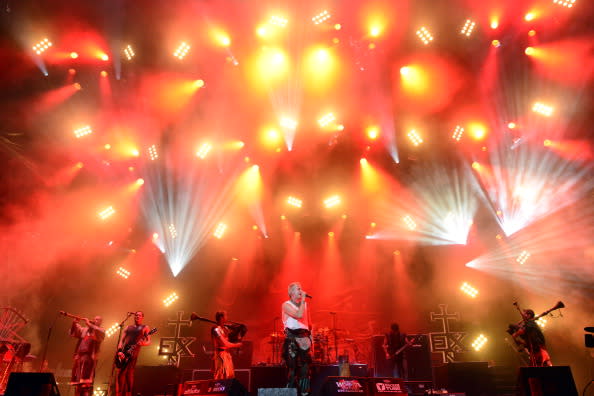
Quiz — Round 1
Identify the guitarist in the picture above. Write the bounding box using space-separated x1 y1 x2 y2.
383 323 407 379
116 311 152 396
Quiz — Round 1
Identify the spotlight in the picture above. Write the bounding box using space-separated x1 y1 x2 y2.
472 334 488 351
492 40 501 48
366 126 379 140
73 125 92 138
213 222 227 239
416 27 434 45
287 196 303 208
402 215 417 230
536 317 547 328
196 142 212 159
105 323 120 337
136 178 145 186
524 12 536 21
194 79 205 88
516 250 530 265
163 292 179 307
147 144 159 160
318 113 336 128
312 10 331 25
169 224 177 239
124 45 135 60
460 282 479 298
507 122 516 129
552 0 575 8
323 195 341 209
369 26 382 37
173 42 191 60
100 70 108 77
452 125 464 141
280 117 298 130
525 46 535 56
460 19 476 37
70 52 78 59
532 102 554 117
407 129 423 146
100 53 109 61
32 38 52 55
270 15 288 28
116 266 130 279
98 206 115 220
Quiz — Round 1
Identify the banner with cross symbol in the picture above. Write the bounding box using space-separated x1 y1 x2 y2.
158 311 196 367
429 304 467 363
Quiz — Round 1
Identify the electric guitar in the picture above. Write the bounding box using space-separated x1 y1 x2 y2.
386 335 420 359
114 327 157 369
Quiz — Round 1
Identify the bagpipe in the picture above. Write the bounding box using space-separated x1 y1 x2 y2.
190 313 247 342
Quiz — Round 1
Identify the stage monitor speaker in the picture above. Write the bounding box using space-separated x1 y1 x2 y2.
433 362 493 396
367 377 407 396
257 388 297 396
181 378 248 396
321 376 369 396
134 366 181 396
403 380 433 396
191 369 250 392
5 372 60 396
517 366 578 396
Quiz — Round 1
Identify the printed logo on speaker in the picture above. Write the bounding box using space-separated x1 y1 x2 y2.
335 379 364 393
375 382 402 392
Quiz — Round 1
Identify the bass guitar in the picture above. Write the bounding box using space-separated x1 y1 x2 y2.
114 327 157 369
386 334 420 359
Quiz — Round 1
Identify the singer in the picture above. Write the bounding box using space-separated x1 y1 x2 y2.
282 282 312 396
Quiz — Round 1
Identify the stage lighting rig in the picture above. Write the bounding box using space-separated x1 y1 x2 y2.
32 38 52 55
460 19 476 37
416 27 433 45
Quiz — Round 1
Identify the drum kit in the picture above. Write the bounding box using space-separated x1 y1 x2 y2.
266 326 369 365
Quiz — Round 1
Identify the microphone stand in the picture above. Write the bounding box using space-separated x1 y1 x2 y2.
330 312 338 363
272 317 280 365
39 312 61 372
107 312 133 396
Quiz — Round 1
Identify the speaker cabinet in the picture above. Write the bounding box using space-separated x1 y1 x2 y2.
404 334 432 381
433 361 493 396
5 372 60 396
517 366 578 396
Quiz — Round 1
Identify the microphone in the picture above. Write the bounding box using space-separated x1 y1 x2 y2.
305 294 313 299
